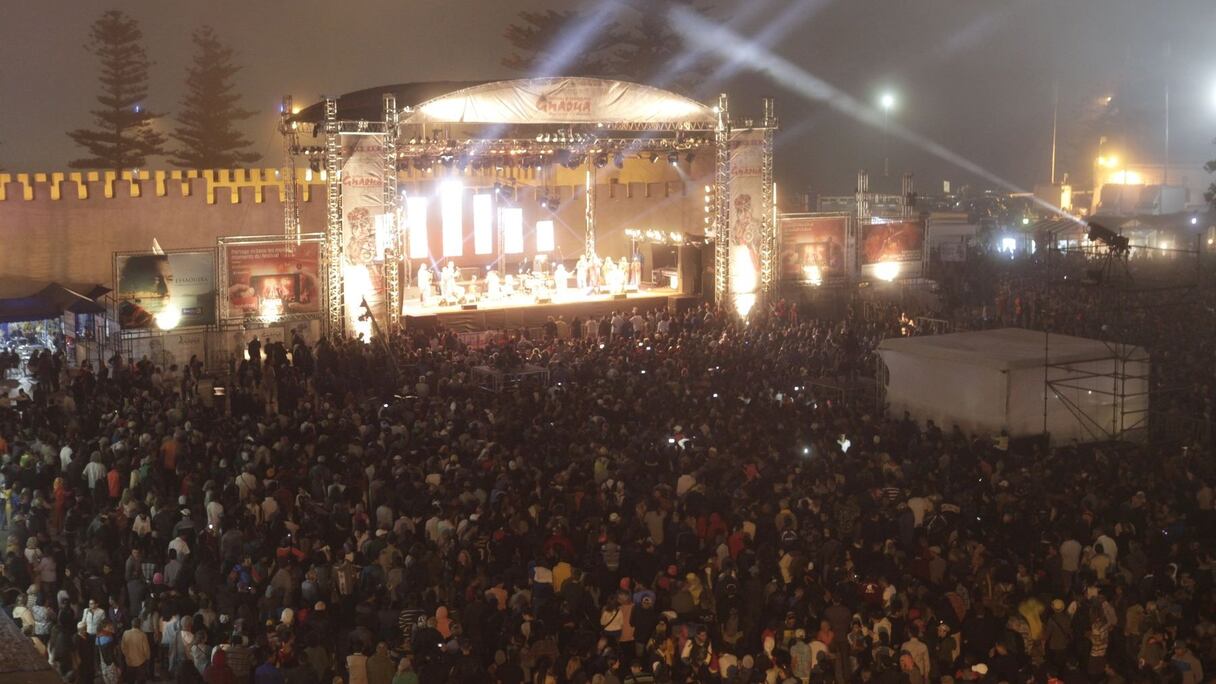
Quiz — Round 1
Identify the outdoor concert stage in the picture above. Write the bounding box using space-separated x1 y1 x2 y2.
402 287 682 332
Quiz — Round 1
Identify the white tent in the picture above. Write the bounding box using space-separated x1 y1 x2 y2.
877 328 1149 442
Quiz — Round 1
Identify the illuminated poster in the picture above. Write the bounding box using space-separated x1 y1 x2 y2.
223 239 322 319
779 215 846 281
860 219 925 278
115 249 216 329
727 129 765 312
340 133 388 336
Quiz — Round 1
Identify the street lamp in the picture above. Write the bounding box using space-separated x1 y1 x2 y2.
879 91 896 177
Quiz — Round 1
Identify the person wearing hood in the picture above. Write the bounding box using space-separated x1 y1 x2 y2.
204 647 235 684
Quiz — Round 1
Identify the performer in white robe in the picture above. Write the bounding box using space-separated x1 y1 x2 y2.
418 264 433 305
554 263 569 296
486 269 501 300
629 256 642 291
440 262 457 303
575 255 588 292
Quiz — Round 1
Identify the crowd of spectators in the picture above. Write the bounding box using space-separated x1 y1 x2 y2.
1 291 1213 684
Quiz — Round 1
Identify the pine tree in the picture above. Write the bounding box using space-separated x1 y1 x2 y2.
67 10 166 171
170 26 261 169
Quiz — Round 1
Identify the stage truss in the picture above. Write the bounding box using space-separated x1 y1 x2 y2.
282 79 778 336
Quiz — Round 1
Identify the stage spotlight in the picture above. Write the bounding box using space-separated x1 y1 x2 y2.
667 151 679 165
613 152 624 169
648 153 659 164
595 154 608 168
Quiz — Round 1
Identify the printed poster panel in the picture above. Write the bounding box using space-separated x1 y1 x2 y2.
340 134 388 336
224 240 322 320
860 220 925 278
779 215 847 281
115 250 216 329
728 129 765 298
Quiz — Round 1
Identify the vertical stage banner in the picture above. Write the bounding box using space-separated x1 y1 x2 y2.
727 129 765 315
340 134 387 338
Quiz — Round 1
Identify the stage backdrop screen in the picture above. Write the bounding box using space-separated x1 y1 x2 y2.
223 239 322 320
779 215 847 281
115 249 216 329
860 220 925 278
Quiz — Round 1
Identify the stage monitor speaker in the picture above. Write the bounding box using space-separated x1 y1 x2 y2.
536 297 552 304
678 245 702 296
612 293 628 300
461 303 478 310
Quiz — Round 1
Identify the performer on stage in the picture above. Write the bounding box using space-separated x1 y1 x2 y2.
607 258 626 294
601 256 614 293
575 255 588 292
418 263 433 305
554 262 569 296
440 261 457 304
486 267 500 300
465 275 479 304
629 255 642 291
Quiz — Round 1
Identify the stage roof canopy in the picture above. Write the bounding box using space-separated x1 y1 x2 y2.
293 77 715 127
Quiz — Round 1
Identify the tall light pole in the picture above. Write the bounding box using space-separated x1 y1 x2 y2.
879 91 896 177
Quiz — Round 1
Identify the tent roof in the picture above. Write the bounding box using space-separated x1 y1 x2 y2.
876 327 1145 371
0 282 106 324
0 611 61 684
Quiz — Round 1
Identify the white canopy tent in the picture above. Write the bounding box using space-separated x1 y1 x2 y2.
877 328 1149 443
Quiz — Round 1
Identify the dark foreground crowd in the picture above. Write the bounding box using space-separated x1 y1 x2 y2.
1 298 1214 684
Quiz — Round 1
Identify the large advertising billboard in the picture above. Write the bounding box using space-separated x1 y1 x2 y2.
115 249 216 329
222 238 323 320
860 220 924 278
779 215 847 281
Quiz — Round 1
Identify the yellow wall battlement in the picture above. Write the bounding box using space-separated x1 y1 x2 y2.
0 168 324 204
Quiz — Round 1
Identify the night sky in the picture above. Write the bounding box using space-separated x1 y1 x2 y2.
3 0 1215 196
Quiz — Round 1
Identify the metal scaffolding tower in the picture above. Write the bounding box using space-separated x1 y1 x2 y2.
713 93 731 305
324 97 344 337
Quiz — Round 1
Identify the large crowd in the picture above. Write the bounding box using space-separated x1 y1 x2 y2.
1 279 1214 684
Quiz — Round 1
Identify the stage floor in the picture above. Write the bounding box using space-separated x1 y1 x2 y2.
403 287 682 332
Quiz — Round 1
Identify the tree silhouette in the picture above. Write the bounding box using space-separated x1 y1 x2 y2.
170 26 261 169
67 10 166 171
1206 147 1215 210
501 2 711 93
502 9 625 77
